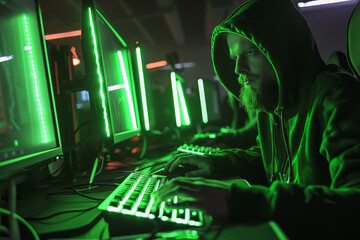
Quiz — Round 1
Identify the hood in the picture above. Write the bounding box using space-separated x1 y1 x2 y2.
211 0 325 116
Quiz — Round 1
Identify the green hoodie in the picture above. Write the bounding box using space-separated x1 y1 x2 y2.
210 0 360 238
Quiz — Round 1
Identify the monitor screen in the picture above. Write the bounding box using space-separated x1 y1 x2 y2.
0 0 62 178
81 0 141 146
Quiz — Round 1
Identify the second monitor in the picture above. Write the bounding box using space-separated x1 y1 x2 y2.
81 0 141 147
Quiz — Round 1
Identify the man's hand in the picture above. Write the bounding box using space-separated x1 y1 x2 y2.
164 153 214 177
151 177 232 220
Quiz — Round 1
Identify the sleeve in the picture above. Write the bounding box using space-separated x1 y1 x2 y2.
227 80 360 239
211 144 268 185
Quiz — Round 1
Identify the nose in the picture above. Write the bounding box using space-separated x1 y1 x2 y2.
234 55 249 75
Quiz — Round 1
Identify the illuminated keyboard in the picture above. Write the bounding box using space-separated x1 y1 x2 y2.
98 172 205 229
177 144 221 155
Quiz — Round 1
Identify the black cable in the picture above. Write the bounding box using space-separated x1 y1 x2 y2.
74 120 91 135
46 188 104 201
139 133 148 159
71 188 104 201
25 204 100 221
70 183 119 188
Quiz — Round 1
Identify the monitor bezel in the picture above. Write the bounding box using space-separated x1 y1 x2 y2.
0 0 63 180
81 0 141 147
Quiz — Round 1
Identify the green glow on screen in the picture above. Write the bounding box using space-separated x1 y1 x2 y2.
171 72 181 127
88 7 110 137
197 79 208 124
24 15 47 143
176 81 190 126
96 10 127 48
136 47 150 131
117 51 138 130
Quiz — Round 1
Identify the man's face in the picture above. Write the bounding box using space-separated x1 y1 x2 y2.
226 33 278 113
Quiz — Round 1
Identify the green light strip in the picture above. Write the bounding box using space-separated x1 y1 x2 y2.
117 51 138 131
158 201 165 218
119 177 142 214
176 81 190 126
197 79 208 124
131 178 152 215
135 179 161 218
135 47 150 131
179 149 205 155
171 209 177 222
24 15 47 143
88 8 110 137
170 72 181 127
96 10 127 48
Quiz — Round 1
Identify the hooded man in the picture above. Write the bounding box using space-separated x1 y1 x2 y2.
153 0 360 238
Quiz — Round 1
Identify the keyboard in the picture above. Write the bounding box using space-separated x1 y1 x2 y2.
176 143 221 155
98 171 205 235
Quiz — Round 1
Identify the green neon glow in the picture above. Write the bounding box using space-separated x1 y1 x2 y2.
14 140 18 147
96 10 127 47
89 157 98 184
24 15 47 143
171 209 177 222
117 51 138 131
177 81 190 126
132 178 152 215
119 177 142 214
175 208 190 224
136 47 150 131
179 149 205 155
88 8 110 137
158 201 165 218
197 79 208 124
171 72 181 127
135 180 161 218
208 133 216 139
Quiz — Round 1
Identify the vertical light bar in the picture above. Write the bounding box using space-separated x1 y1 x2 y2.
197 79 208 124
170 72 181 127
177 81 190 126
88 8 110 137
24 15 47 142
135 47 150 131
117 51 138 130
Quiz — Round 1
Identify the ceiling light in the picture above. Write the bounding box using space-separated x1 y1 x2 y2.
298 0 353 8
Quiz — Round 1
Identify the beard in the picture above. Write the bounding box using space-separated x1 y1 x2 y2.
239 80 278 114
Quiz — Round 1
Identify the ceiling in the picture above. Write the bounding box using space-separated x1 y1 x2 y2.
39 0 359 88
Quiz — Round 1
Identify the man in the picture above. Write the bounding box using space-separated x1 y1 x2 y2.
152 0 360 238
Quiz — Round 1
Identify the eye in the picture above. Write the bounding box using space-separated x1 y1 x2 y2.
244 49 258 56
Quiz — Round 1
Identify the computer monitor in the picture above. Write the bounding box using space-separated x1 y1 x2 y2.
170 71 191 128
133 42 151 132
197 78 222 125
81 0 141 147
0 0 62 180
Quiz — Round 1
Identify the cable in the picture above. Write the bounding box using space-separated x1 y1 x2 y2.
139 133 148 159
9 179 20 240
0 208 40 240
25 204 100 221
46 188 104 201
74 120 91 135
71 188 104 201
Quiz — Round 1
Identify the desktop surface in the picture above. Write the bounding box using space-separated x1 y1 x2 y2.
15 154 287 239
